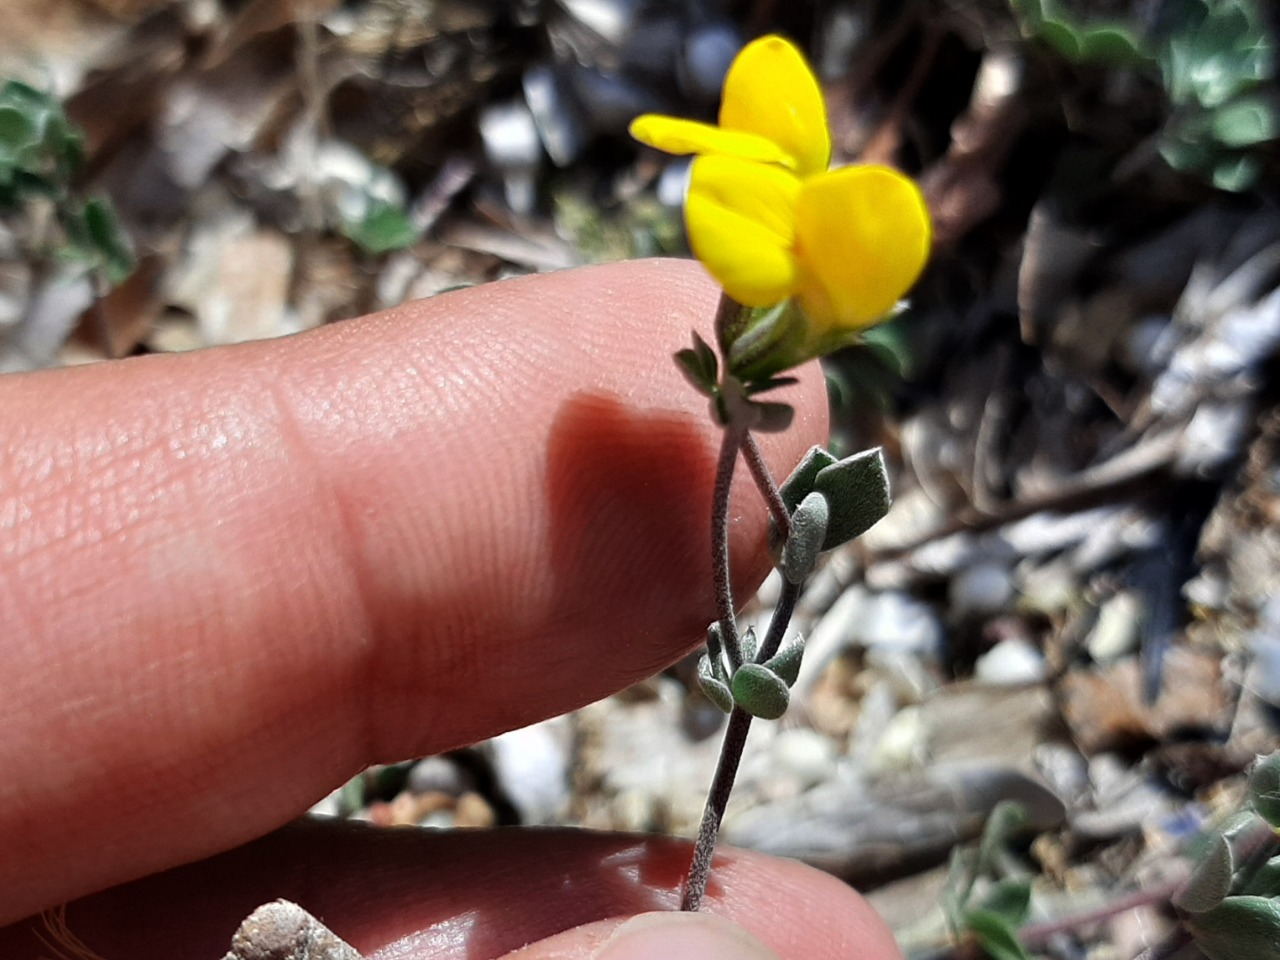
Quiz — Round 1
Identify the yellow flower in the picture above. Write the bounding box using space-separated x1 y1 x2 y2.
629 35 931 336
631 34 830 177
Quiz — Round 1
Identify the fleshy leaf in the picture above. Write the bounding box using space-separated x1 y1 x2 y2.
1174 833 1235 914
83 196 136 285
780 491 829 584
978 801 1029 875
978 879 1032 926
1244 856 1280 898
964 910 1032 960
761 634 804 686
778 446 838 514
705 621 727 672
343 199 418 254
1249 752 1280 829
731 663 790 720
1189 896 1280 960
812 448 891 550
697 654 734 714
0 106 36 153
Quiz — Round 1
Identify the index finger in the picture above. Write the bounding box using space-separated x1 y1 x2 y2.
0 258 828 923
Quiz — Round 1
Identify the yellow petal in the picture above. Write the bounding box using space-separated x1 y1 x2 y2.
720 35 831 177
686 156 802 307
793 166 931 330
628 115 790 165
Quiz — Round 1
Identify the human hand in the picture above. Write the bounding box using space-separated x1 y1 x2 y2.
0 259 901 959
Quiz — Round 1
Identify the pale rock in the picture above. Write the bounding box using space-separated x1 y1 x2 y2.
975 637 1048 684
487 717 571 825
950 561 1015 618
1087 590 1143 663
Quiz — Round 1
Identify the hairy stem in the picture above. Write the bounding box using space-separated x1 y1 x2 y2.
684 430 803 910
741 431 791 542
712 425 745 670
681 705 753 911
755 577 801 664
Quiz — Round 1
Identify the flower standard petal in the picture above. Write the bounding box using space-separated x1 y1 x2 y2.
686 156 801 307
629 115 792 166
793 165 931 330
719 35 831 177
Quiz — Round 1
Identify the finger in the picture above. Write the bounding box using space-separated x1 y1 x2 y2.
0 821 900 960
0 258 828 922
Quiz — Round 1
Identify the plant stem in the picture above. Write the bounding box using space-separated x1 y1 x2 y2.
681 705 753 911
741 431 791 541
1017 874 1187 950
756 577 801 664
683 425 805 911
712 425 746 670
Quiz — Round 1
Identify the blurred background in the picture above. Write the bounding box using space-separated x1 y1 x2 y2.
3 1 1280 957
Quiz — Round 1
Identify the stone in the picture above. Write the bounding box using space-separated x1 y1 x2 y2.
1059 650 1231 754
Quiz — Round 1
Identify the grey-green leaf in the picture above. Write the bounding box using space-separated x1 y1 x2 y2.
739 625 759 664
1244 857 1280 899
781 491 829 584
83 196 136 285
1190 896 1280 960
342 199 418 254
697 654 734 714
1210 94 1280 148
1175 833 1235 914
778 446 838 516
675 331 719 395
0 106 36 153
813 448 891 550
978 801 1029 874
762 634 804 686
705 621 727 675
979 878 1032 925
1249 752 1280 829
731 663 790 720
675 348 715 395
964 909 1032 960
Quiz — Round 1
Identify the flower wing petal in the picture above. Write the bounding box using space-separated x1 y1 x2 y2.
686 156 802 307
719 35 831 177
793 166 931 330
629 115 790 165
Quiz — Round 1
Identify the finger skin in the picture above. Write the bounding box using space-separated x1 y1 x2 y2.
0 821 902 960
0 259 828 923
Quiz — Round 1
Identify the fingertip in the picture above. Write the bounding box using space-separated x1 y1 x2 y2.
0 258 832 922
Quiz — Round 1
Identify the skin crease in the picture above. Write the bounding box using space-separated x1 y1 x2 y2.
0 258 901 960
